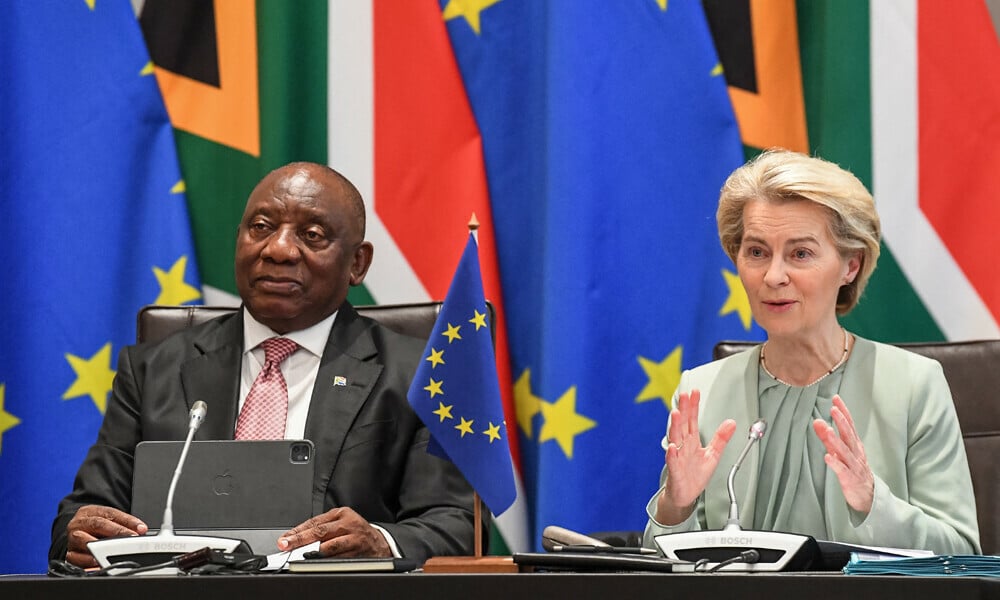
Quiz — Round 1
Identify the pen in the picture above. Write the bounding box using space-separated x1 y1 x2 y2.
550 544 659 555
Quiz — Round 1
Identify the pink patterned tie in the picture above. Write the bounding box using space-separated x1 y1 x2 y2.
235 337 299 440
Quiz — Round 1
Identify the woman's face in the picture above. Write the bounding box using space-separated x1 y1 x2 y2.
736 199 860 342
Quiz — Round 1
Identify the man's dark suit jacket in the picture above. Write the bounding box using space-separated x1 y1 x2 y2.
49 303 477 563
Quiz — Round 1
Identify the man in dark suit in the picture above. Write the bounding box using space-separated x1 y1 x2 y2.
50 162 476 567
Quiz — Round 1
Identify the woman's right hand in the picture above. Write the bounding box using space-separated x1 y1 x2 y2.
654 389 736 525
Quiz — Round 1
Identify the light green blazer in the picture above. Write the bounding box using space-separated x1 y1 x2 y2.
643 337 981 554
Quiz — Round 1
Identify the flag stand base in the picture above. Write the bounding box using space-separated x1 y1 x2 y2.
422 556 519 573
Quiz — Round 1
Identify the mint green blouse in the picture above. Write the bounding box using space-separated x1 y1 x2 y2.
643 337 981 554
753 367 840 537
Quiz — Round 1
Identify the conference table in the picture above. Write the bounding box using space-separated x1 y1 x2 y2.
4 570 1000 600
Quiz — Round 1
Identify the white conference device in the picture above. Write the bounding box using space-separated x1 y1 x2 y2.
87 402 246 575
652 419 819 572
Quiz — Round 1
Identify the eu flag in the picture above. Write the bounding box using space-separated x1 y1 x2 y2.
441 0 764 547
0 1 201 573
407 234 516 516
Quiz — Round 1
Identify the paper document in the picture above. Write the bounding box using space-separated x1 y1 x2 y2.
845 554 1000 577
262 541 321 571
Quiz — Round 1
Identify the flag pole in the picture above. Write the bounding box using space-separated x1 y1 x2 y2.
468 212 480 240
469 213 484 560
474 492 483 558
422 213 515 572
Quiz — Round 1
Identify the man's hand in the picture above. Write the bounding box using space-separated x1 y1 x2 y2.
278 507 392 557
65 505 148 567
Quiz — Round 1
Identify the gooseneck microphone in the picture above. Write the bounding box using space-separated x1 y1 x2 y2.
541 525 658 556
86 402 246 574
650 418 820 572
160 401 207 536
541 525 612 550
725 419 767 530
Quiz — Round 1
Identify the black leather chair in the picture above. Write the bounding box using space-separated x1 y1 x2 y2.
136 302 449 344
714 339 1000 555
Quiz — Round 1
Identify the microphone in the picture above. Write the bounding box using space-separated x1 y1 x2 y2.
724 419 767 531
542 525 658 556
650 419 820 572
541 525 612 550
161 400 207 536
87 402 247 575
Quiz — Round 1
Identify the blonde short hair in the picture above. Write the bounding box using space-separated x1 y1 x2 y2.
717 149 881 314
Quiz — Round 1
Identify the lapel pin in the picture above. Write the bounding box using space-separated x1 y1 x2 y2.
333 376 348 387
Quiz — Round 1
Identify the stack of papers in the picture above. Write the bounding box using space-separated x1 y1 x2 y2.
844 554 1000 577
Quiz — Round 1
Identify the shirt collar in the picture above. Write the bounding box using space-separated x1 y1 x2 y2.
242 308 337 358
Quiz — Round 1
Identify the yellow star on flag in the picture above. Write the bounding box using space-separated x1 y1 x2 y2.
170 180 186 194
140 61 155 76
513 369 542 438
469 309 488 331
433 402 454 422
442 0 501 35
441 323 462 343
636 345 683 409
720 269 754 330
455 417 475 437
63 342 116 414
0 383 22 454
483 422 502 443
424 377 444 398
656 0 668 11
85 0 95 10
538 386 597 459
153 255 202 305
426 347 445 368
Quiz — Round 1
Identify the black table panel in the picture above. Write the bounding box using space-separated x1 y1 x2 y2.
3 572 999 600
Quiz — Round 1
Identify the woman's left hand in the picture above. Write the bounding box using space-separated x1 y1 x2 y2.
812 395 875 514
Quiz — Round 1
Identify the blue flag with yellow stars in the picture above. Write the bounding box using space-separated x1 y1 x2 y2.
0 1 201 574
407 233 516 516
440 0 765 548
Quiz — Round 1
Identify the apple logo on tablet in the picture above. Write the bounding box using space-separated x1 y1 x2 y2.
213 470 234 495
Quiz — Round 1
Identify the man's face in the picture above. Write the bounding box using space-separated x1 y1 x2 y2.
234 166 372 334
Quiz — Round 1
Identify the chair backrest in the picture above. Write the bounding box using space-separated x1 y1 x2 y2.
714 339 1000 555
136 302 450 344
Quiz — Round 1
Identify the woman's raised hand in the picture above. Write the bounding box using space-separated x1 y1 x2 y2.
654 389 736 525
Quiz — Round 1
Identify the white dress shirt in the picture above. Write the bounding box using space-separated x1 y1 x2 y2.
240 310 336 439
239 308 402 556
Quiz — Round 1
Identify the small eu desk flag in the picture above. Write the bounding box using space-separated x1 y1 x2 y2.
407 233 516 516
